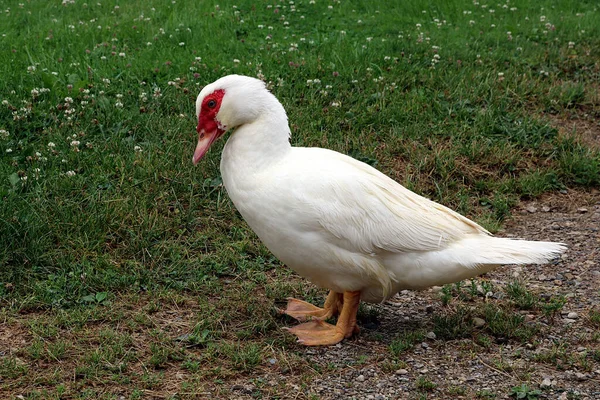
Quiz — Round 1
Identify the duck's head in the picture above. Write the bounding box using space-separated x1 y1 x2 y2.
193 74 272 165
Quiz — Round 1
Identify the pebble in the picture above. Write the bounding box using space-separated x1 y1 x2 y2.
525 314 535 322
541 377 552 388
395 369 408 375
473 317 486 327
578 207 588 213
526 205 538 213
575 372 587 381
356 374 365 382
567 312 579 319
425 331 436 340
562 318 576 324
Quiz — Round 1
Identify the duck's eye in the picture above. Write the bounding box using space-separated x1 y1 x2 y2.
207 99 217 109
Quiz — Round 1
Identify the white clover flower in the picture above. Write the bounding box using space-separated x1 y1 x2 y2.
115 101 123 108
134 145 142 152
179 42 185 46
331 102 340 107
21 175 27 182
5 148 12 153
64 97 74 104
48 142 56 148
233 59 240 63
70 140 80 146
66 170 76 177
0 129 9 138
119 52 126 57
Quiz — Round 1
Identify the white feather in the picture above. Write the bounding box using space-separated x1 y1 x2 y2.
197 75 567 303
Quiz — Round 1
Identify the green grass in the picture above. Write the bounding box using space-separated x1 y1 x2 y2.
1 0 599 398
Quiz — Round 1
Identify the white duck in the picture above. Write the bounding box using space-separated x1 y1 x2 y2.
192 74 566 346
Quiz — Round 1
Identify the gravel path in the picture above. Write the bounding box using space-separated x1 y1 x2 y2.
228 189 600 400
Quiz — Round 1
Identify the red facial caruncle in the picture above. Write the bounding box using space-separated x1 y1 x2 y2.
193 89 226 165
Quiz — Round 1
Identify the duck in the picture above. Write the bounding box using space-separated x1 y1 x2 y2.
192 74 566 346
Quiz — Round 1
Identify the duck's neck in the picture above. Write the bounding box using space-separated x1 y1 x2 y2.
221 102 292 176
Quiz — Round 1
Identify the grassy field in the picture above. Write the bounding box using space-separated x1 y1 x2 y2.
1 0 599 398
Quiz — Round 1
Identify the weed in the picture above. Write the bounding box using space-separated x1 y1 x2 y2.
0 357 29 379
477 389 497 399
540 296 567 322
506 281 537 310
390 330 425 356
415 377 437 391
588 308 600 328
433 307 473 340
484 304 537 342
509 384 541 399
229 343 263 372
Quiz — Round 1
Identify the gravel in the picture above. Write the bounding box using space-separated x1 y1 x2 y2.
227 190 600 399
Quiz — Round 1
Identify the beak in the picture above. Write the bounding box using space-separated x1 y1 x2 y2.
192 128 221 165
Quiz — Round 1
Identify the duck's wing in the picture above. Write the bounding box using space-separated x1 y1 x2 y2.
286 148 490 255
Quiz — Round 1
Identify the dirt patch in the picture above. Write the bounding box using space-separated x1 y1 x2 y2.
543 82 600 150
547 112 600 150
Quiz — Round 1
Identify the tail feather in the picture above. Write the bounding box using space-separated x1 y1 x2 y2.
389 235 566 291
454 236 567 267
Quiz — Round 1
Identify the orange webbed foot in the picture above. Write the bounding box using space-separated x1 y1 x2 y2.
283 291 361 346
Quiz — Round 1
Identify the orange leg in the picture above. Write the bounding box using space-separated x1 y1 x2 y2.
281 291 343 322
284 291 361 346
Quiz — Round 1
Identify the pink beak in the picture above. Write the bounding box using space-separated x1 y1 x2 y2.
192 128 220 165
